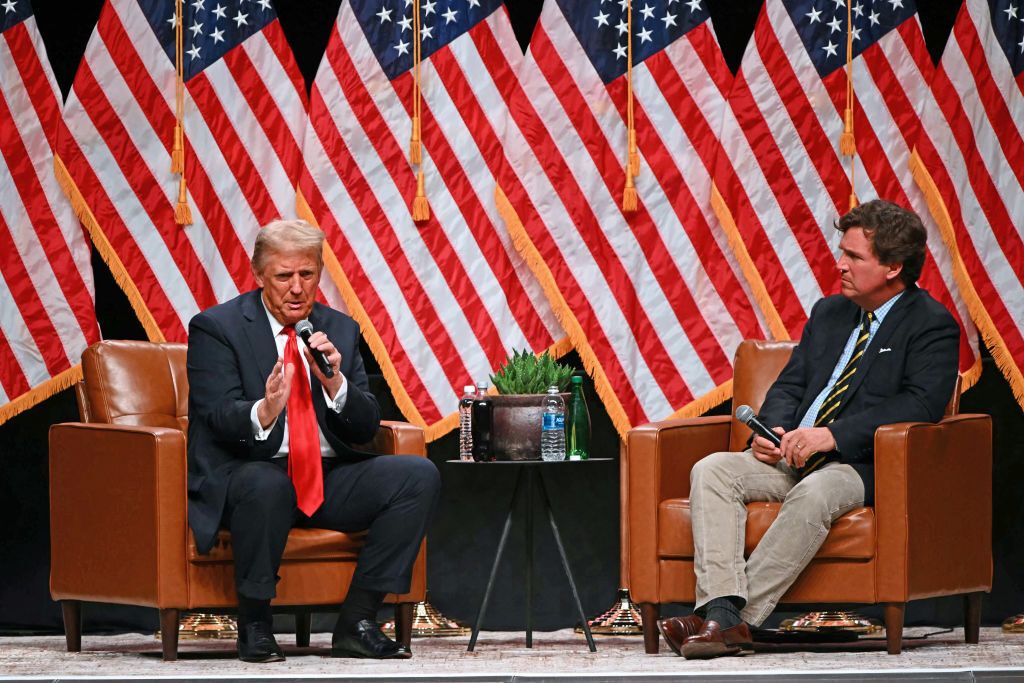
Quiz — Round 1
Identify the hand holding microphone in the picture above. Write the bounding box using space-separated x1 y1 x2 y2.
735 404 781 447
295 319 335 378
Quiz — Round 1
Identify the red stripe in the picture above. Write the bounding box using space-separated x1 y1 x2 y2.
299 109 441 421
0 208 68 375
686 22 734 100
602 72 738 382
425 43 555 352
718 71 818 332
220 31 304 188
0 323 30 400
640 49 764 343
526 26 698 412
5 29 101 344
951 24 1024 288
262 21 309 113
316 33 473 396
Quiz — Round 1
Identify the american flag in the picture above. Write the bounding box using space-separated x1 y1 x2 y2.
55 0 344 344
496 0 770 436
298 0 564 439
712 0 980 380
0 0 100 423
912 0 1024 406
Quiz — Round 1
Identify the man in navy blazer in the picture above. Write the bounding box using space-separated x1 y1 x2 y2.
187 219 439 663
658 200 960 659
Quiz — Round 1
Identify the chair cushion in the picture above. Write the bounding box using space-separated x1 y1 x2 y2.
657 499 875 560
189 528 368 563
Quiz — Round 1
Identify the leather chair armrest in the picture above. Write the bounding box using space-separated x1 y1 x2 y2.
49 422 189 608
625 415 731 602
873 413 993 602
358 420 426 458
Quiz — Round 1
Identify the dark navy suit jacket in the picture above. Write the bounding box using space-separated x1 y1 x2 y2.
186 289 381 555
758 285 960 504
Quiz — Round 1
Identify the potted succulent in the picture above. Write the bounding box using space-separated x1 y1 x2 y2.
488 349 574 460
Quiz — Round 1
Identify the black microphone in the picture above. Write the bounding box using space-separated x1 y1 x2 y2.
295 319 335 378
735 404 781 447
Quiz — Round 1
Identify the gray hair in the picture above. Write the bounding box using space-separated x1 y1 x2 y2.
251 219 325 272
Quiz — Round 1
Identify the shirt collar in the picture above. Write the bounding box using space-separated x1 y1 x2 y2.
867 290 904 325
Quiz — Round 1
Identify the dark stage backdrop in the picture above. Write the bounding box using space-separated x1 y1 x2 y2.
2 0 1022 637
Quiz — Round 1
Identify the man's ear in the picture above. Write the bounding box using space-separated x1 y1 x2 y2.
885 262 903 282
252 265 264 288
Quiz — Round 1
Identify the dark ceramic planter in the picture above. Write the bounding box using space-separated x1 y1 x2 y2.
490 393 570 460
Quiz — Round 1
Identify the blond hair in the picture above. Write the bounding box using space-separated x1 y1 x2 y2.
251 219 325 272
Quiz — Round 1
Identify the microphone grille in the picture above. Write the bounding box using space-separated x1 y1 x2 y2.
295 319 313 336
734 404 753 423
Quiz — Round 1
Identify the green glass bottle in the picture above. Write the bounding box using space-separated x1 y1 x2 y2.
566 375 590 460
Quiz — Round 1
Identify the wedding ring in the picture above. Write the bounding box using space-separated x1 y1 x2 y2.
797 444 804 449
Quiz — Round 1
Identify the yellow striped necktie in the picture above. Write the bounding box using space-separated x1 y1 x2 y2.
799 310 874 477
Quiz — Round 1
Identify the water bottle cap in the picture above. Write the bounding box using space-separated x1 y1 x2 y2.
464 385 475 393
572 375 582 384
547 385 559 393
476 381 487 390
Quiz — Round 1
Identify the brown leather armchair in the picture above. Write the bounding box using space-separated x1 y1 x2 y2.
625 339 992 655
49 340 427 660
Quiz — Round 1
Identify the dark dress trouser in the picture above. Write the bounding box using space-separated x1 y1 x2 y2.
222 454 440 601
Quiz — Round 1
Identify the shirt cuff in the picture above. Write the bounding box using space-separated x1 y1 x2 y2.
323 375 348 413
251 399 276 440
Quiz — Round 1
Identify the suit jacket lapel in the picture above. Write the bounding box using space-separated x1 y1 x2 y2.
841 288 916 412
241 290 279 383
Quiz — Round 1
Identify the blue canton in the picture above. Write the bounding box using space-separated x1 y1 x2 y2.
556 0 709 85
784 0 917 80
989 0 1024 77
352 0 505 81
0 0 33 34
141 0 276 80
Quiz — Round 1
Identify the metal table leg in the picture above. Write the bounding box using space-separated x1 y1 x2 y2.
525 466 534 648
538 468 597 652
468 467 524 651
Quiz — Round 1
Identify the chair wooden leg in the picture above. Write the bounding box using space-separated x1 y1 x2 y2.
640 603 660 654
159 608 179 661
394 602 413 649
61 600 82 653
884 602 905 655
295 611 312 647
964 592 982 644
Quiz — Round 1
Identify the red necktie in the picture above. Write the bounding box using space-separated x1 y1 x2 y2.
283 326 323 515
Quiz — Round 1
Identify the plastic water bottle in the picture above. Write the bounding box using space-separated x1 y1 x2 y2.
540 385 566 461
566 375 590 460
458 384 475 461
471 381 494 462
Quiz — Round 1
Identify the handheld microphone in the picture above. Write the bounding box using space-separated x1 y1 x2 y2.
295 319 335 378
735 404 781 447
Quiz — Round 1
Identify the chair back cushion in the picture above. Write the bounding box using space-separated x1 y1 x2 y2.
729 340 797 452
80 340 189 432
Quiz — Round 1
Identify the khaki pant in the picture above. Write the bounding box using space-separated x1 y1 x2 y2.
689 450 865 626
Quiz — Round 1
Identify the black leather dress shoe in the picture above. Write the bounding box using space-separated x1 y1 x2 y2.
237 621 285 663
331 619 412 659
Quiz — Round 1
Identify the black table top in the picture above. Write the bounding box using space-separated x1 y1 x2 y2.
445 458 613 464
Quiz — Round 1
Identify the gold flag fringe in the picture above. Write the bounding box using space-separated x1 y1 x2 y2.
0 364 83 426
54 154 165 342
710 183 789 341
412 169 430 222
497 184 730 438
910 150 1008 398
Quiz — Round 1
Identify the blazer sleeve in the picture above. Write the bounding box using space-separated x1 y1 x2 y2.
322 315 381 446
187 311 282 460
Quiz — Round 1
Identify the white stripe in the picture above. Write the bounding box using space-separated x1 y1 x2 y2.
0 242 50 389
242 29 308 154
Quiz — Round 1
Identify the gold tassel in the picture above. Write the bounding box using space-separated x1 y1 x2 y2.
622 169 637 212
412 170 429 222
171 125 184 173
409 116 421 164
840 109 856 155
174 176 192 225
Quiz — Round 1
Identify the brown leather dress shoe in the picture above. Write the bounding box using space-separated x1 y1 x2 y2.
656 614 704 656
680 620 753 660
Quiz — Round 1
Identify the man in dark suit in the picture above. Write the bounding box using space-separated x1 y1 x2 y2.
187 219 440 663
657 200 960 659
